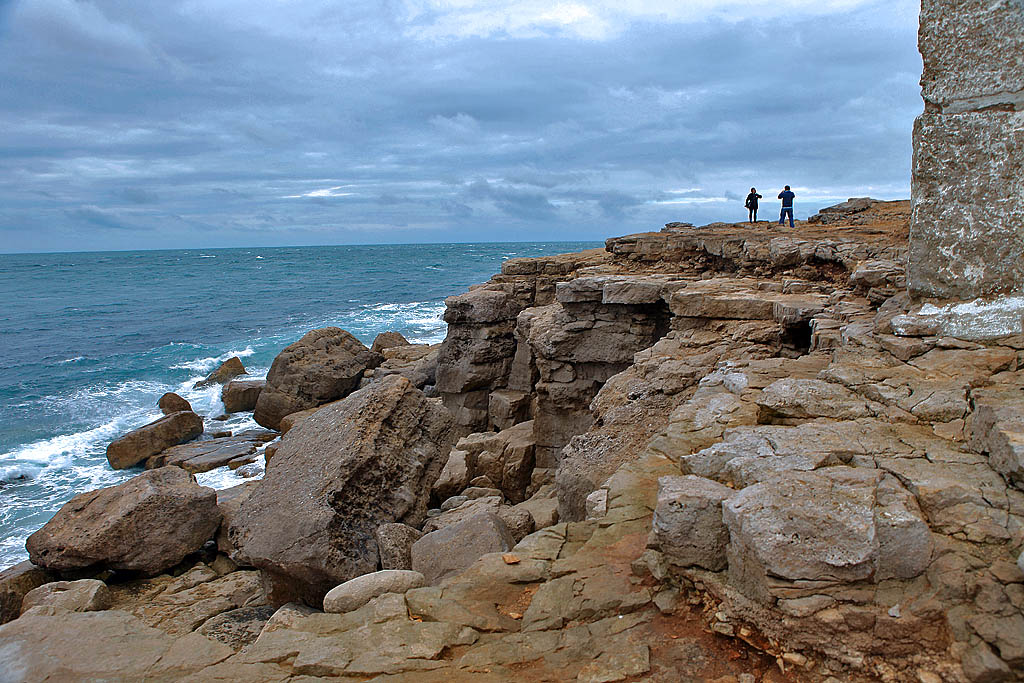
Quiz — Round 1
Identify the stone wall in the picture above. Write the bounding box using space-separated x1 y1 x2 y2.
908 0 1024 299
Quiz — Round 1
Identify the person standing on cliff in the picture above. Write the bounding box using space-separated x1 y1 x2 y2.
778 185 795 227
745 188 762 223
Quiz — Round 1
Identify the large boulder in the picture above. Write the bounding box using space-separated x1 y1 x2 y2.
411 511 514 586
371 331 410 354
228 375 455 606
26 467 221 575
253 327 381 430
106 411 204 469
193 356 247 389
221 379 265 413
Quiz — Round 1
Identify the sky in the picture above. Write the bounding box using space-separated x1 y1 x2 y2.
0 0 923 252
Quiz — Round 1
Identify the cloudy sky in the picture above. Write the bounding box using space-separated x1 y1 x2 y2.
0 0 922 252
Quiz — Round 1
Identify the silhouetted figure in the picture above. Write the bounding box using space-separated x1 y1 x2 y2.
745 188 762 223
778 185 795 227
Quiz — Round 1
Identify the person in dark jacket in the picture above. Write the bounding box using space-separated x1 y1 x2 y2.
745 188 762 223
778 185 795 227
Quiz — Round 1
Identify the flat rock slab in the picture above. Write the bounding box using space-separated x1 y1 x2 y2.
147 430 276 473
0 609 233 680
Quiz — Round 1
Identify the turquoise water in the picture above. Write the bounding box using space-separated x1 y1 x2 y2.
0 241 599 569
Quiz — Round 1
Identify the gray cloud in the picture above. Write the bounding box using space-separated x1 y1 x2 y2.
0 0 922 252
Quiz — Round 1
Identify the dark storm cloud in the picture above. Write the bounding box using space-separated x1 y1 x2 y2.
0 0 922 252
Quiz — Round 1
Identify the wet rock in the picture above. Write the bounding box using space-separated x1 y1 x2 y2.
0 561 52 624
221 379 265 413
375 523 422 571
412 512 514 585
650 475 734 571
158 392 192 415
253 327 381 430
20 579 111 615
106 411 204 469
26 467 221 575
230 376 454 606
323 570 425 613
194 356 247 389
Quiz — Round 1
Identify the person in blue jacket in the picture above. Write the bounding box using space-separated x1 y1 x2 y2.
745 188 762 223
778 186 795 227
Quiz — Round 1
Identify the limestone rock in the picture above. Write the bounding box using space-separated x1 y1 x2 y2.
194 356 247 389
158 392 192 415
375 523 422 571
757 378 874 421
221 379 265 413
215 483 258 557
412 512 514 585
0 610 233 680
371 331 409 353
968 387 1024 488
106 411 204 469
323 570 426 613
650 475 734 571
253 327 381 430
20 579 111 615
229 376 454 606
723 468 932 603
146 430 275 473
0 562 52 624
26 467 221 575
126 570 266 637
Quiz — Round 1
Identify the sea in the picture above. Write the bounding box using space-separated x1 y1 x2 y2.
0 241 599 570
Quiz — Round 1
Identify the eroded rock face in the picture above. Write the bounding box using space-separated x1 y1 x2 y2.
650 475 734 571
253 327 381 430
106 411 204 469
908 0 1024 298
26 467 221 575
230 376 454 606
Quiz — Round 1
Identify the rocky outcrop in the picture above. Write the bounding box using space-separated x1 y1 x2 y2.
908 0 1024 299
253 327 381 430
158 392 192 414
432 420 536 504
229 375 454 606
106 410 204 469
194 356 247 389
26 467 221 575
221 379 265 413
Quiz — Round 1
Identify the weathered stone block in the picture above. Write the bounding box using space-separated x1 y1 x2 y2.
650 475 733 571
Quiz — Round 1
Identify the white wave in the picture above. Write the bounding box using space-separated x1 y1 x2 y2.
0 417 136 466
58 356 85 364
198 254 216 258
169 346 256 372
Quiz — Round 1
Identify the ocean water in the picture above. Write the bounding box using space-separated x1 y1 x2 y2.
0 241 599 570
